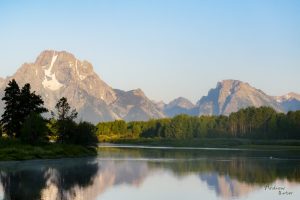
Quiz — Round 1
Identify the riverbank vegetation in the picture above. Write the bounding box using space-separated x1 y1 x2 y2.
96 107 300 145
0 80 98 160
0 138 96 161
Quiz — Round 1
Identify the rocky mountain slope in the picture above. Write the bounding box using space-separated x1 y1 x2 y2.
163 97 197 117
0 50 165 123
195 80 284 116
111 89 165 121
164 81 300 117
0 77 4 88
275 92 300 112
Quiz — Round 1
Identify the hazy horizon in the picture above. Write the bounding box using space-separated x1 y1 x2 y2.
0 0 299 103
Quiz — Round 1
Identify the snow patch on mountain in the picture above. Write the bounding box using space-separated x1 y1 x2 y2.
42 54 63 91
275 93 300 103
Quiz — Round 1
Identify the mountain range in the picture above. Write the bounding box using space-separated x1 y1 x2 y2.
0 50 299 123
162 80 300 117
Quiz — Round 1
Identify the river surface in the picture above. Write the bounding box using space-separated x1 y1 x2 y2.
0 144 300 200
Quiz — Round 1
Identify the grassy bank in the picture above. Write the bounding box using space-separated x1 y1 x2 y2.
0 139 97 161
101 138 300 150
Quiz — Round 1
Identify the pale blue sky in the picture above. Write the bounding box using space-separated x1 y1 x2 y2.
0 0 299 103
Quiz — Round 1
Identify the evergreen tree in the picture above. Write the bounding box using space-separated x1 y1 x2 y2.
1 80 47 138
19 83 48 119
53 97 78 121
0 79 22 137
0 80 47 138
53 97 78 143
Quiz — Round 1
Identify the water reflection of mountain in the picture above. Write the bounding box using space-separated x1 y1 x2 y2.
41 160 151 200
0 158 152 200
0 147 299 200
98 147 300 198
0 158 99 200
199 173 256 199
100 147 300 183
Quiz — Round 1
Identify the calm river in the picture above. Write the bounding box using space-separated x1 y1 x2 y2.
0 144 299 200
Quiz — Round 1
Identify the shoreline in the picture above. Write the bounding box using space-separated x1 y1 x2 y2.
0 143 97 161
100 138 300 150
1 138 300 161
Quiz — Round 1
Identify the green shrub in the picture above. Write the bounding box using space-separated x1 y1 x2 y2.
20 113 48 144
73 122 98 147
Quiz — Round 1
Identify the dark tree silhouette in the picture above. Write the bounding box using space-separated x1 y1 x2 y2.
0 158 99 200
20 113 49 144
53 97 78 143
72 122 98 147
1 79 22 137
0 80 47 137
53 97 77 121
19 83 48 120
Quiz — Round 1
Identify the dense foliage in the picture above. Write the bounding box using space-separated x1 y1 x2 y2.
97 107 300 141
0 81 98 147
20 113 48 144
48 97 98 147
0 80 47 137
52 97 78 143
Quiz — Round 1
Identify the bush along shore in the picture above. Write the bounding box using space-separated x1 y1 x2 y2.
0 139 97 161
0 80 98 161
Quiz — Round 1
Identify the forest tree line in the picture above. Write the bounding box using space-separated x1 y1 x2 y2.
97 106 300 140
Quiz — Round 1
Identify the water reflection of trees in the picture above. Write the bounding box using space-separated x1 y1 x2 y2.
100 147 300 184
149 159 300 184
0 167 47 200
0 158 99 200
97 147 300 198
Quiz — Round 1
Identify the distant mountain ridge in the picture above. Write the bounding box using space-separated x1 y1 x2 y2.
0 50 299 123
275 92 300 112
196 80 283 115
161 80 300 117
163 97 197 117
276 92 300 102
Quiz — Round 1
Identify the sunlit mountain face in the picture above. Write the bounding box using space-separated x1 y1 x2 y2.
0 50 165 124
0 147 300 200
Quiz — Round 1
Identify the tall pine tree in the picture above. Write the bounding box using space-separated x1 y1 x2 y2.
53 97 78 143
19 83 48 121
0 79 22 137
0 80 47 137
